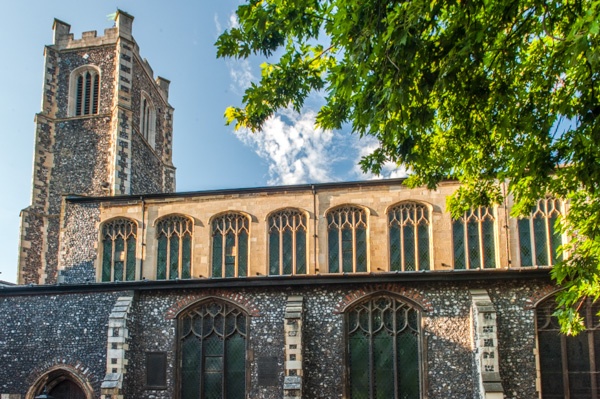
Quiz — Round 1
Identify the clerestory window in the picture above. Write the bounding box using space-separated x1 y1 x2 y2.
536 297 600 398
178 299 247 398
268 209 307 275
346 294 422 399
518 198 563 267
388 202 430 271
327 205 368 273
211 212 249 277
156 215 193 280
452 207 497 269
101 218 137 282
70 66 100 116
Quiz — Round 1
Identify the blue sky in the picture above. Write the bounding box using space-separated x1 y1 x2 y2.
0 1 404 283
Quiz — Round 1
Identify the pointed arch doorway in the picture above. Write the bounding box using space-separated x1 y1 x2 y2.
45 379 85 399
28 366 92 399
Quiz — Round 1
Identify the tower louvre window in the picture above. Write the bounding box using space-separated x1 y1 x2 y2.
71 66 100 116
140 92 156 148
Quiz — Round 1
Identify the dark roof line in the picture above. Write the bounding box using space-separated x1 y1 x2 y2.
65 177 429 203
0 268 550 296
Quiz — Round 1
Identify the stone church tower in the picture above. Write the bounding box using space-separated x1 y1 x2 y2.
18 10 175 284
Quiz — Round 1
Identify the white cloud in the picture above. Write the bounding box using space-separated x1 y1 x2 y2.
351 136 409 180
235 108 339 185
228 59 254 94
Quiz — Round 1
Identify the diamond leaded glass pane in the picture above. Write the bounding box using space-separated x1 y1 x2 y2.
157 235 168 279
418 224 429 271
534 216 549 266
390 225 401 271
101 218 137 282
282 229 293 275
347 296 421 399
482 219 495 269
403 225 415 271
212 213 249 278
169 234 180 280
269 231 280 275
296 227 306 274
518 218 532 266
453 221 465 269
179 301 247 399
328 206 368 273
182 234 192 279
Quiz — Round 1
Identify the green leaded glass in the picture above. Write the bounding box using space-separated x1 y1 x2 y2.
169 235 179 279
403 225 415 271
182 234 192 279
212 235 222 278
282 229 293 275
212 213 249 278
126 235 136 281
329 227 339 273
157 215 194 279
549 214 561 265
114 236 124 281
388 203 430 271
328 206 368 273
482 219 495 269
101 218 137 282
453 221 465 269
238 231 248 277
342 228 354 272
356 227 367 272
418 224 430 271
534 216 549 266
269 231 280 275
268 209 307 275
347 295 421 399
390 224 401 271
296 227 306 274
179 301 247 399
467 220 480 268
157 235 168 279
102 239 112 282
518 219 533 266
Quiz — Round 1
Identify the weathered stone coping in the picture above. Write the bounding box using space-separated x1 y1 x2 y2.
0 267 551 296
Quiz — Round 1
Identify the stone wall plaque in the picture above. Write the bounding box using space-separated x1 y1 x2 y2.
257 356 279 386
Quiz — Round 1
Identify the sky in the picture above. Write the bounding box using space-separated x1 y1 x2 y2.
0 1 404 283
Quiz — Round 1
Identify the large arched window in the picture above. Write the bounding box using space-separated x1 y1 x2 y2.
346 294 422 399
101 218 137 282
452 207 496 269
388 202 430 271
268 209 307 275
536 297 600 398
211 212 249 277
156 215 193 280
178 299 248 399
69 66 100 116
140 92 156 148
518 198 563 267
327 205 368 273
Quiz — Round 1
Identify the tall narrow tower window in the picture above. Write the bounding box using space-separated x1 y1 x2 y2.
70 66 100 116
140 92 156 148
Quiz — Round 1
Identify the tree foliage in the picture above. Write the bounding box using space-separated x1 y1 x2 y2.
216 0 600 334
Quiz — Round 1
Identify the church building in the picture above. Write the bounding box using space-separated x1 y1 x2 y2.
1 11 598 399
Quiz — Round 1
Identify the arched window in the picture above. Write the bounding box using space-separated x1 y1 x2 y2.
327 205 368 273
346 294 422 399
536 297 600 398
101 218 137 282
178 299 247 398
268 209 307 275
388 202 430 271
452 207 496 269
140 92 156 148
156 215 193 280
211 212 249 277
70 66 100 116
518 198 563 267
